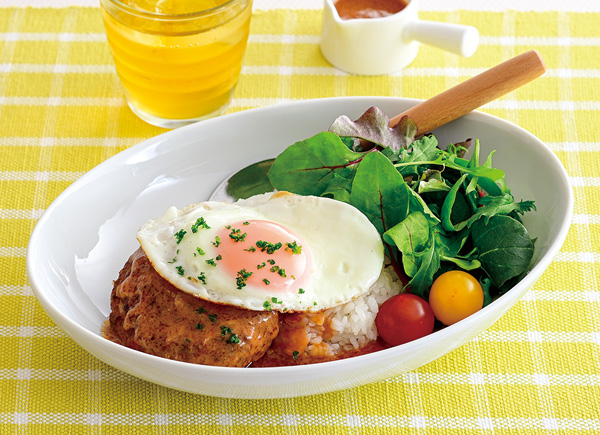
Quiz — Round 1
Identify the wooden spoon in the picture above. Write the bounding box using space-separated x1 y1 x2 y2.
210 50 546 202
391 50 546 134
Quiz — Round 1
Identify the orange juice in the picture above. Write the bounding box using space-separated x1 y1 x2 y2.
100 0 253 127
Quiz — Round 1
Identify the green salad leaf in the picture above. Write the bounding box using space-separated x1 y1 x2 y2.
349 151 410 235
471 215 535 288
267 131 366 197
396 135 440 177
329 106 416 151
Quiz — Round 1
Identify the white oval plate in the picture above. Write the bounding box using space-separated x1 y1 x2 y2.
27 97 572 399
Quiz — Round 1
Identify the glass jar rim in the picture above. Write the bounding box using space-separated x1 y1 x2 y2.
102 0 244 19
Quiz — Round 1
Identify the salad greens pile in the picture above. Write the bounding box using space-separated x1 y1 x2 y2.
268 107 536 303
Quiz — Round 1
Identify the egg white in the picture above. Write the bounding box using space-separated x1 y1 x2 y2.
137 192 384 312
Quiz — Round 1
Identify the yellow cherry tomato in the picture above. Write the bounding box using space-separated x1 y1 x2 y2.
429 271 484 325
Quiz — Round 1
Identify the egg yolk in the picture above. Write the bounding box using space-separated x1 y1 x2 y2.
215 220 311 293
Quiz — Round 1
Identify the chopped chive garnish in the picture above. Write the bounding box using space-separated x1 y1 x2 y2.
263 301 272 311
219 325 240 343
263 278 270 285
174 229 187 244
227 334 240 344
229 227 247 242
220 325 233 336
270 265 287 277
285 241 302 255
236 268 253 289
293 351 299 359
196 247 205 256
196 307 205 314
175 265 185 276
256 240 283 254
191 217 210 233
212 236 221 247
197 272 207 285
298 288 305 294
208 314 217 322
205 258 217 267
195 323 204 330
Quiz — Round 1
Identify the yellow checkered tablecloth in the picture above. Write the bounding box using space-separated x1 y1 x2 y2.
1 3 599 434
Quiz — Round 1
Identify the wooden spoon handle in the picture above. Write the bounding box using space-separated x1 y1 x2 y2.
390 50 546 134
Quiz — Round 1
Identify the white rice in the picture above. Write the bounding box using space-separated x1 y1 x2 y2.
305 262 402 355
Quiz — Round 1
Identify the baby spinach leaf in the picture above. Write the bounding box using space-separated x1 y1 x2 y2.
268 131 366 196
349 151 409 235
471 215 535 288
321 173 353 202
383 212 431 278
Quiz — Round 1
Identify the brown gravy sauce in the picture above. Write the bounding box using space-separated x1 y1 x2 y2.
249 310 391 367
252 339 389 367
334 0 408 20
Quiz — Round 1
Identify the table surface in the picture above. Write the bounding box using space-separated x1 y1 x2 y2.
1 1 599 433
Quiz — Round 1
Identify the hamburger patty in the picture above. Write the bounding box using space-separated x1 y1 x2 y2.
104 248 279 367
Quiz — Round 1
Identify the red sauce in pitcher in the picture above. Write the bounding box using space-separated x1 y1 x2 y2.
334 0 408 20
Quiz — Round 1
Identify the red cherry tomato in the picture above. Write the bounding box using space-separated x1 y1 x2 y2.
375 293 435 346
429 270 484 326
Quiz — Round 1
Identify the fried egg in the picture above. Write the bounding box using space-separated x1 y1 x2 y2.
137 192 384 312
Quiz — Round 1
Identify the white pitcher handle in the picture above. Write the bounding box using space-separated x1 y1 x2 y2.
403 21 479 57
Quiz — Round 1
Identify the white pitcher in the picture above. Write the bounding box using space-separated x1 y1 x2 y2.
320 0 479 75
